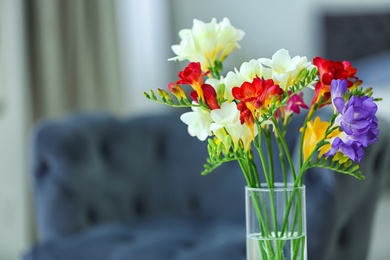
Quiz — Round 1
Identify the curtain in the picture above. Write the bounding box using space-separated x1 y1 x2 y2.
24 0 124 120
0 0 34 258
0 0 173 258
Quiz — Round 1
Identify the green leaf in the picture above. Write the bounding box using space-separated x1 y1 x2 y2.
201 159 223 175
310 157 365 180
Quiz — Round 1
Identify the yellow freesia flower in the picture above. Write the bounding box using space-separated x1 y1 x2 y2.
301 116 330 161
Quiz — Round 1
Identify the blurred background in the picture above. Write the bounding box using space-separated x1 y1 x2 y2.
1 0 390 259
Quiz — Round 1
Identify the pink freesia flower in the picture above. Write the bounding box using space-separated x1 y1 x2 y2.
285 92 308 115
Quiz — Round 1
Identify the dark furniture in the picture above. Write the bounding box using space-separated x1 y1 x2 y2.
24 108 390 260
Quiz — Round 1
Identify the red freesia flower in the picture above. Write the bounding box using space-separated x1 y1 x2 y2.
168 82 186 99
175 62 210 101
188 84 220 110
312 57 361 106
201 84 220 110
177 62 204 85
236 102 255 129
232 77 284 131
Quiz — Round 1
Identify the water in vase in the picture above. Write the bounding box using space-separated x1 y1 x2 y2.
247 232 306 260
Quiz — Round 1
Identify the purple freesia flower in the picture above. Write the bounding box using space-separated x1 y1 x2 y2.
326 137 365 162
330 79 347 102
325 81 379 162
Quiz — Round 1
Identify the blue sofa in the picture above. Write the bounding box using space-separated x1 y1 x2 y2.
24 109 390 260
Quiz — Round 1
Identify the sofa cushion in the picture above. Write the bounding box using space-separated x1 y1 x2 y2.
25 218 246 260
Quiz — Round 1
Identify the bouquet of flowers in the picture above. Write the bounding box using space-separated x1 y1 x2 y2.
144 17 380 259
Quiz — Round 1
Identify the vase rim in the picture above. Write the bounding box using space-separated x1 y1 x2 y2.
245 183 305 192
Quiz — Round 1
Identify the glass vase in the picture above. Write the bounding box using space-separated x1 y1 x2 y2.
246 183 307 260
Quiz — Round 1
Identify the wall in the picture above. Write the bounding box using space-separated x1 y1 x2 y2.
116 0 174 116
169 0 390 73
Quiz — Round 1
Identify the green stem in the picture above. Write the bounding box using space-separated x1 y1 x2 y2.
279 142 326 240
245 149 261 188
264 128 279 239
248 188 277 258
292 188 304 259
294 139 328 186
240 154 277 257
264 128 275 185
238 159 254 187
274 123 290 243
275 136 288 187
271 117 297 181
254 125 272 188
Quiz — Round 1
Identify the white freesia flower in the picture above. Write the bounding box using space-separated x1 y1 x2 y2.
205 77 223 94
210 102 255 151
216 18 245 61
170 18 244 71
171 29 204 64
223 59 271 102
291 55 317 88
259 49 314 90
180 105 212 141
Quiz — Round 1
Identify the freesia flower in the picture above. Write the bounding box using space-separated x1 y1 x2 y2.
259 49 314 90
285 92 308 115
169 18 244 72
312 78 379 162
330 79 347 104
177 62 206 85
325 94 379 162
210 102 255 151
180 104 212 141
334 97 378 146
302 116 332 161
223 59 269 102
322 79 379 162
184 79 221 110
232 77 284 132
216 18 246 62
168 83 187 100
174 62 209 101
280 92 309 123
204 77 230 103
311 57 361 106
325 137 365 163
201 84 220 110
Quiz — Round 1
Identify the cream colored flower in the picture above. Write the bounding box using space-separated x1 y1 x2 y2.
210 102 255 151
259 49 314 90
180 105 212 141
216 18 245 61
170 18 244 71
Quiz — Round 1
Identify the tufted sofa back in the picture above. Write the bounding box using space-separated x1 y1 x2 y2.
31 112 246 242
